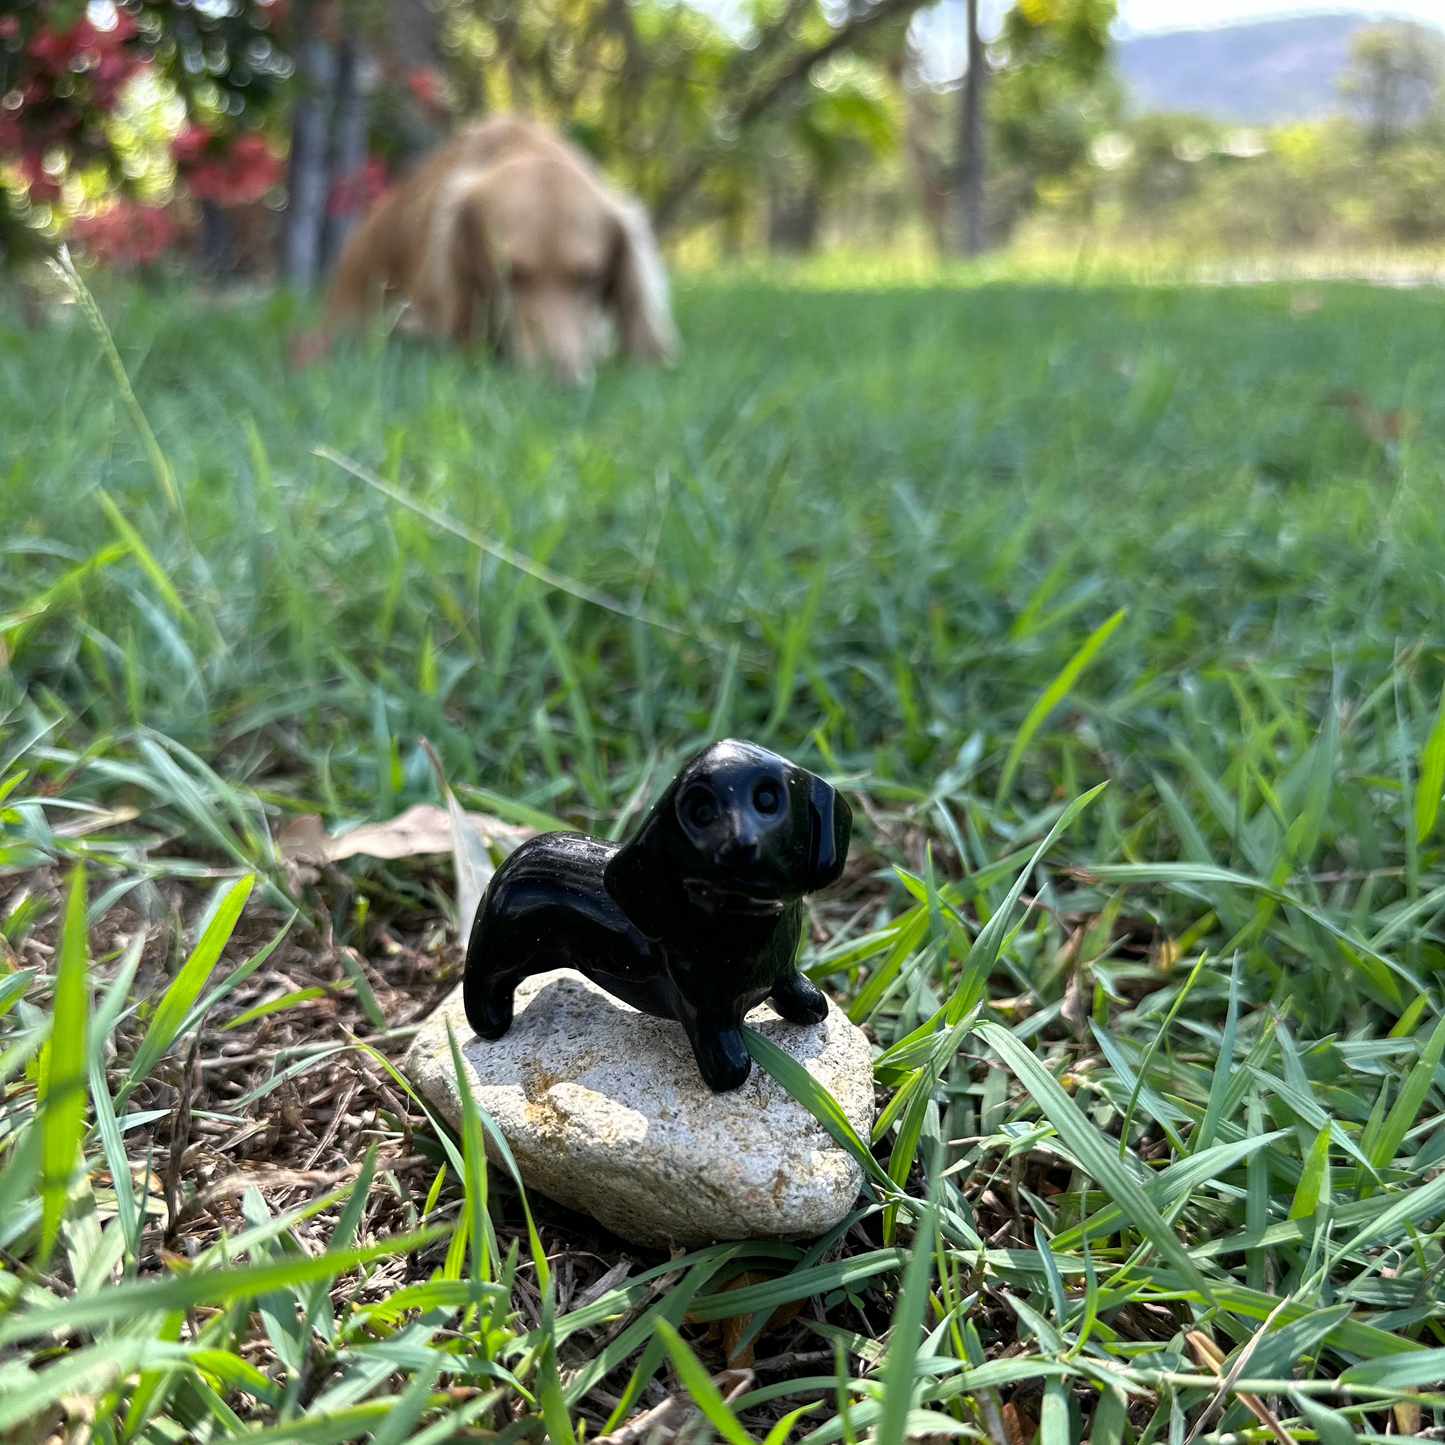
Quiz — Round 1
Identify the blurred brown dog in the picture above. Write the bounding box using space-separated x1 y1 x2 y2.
322 116 678 383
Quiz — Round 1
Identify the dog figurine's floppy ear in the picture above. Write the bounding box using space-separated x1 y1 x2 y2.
603 774 689 940
806 774 851 893
608 195 679 364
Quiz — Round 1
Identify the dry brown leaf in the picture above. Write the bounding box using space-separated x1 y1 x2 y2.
277 804 531 864
687 1269 808 1368
1002 1399 1037 1445
1395 1390 1422 1436
1328 389 1414 444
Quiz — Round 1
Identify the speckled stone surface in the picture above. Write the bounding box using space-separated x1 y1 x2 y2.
403 969 874 1248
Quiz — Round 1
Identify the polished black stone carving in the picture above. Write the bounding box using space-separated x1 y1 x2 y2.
463 740 852 1091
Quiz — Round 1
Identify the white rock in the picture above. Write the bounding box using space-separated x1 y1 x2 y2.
403 969 875 1248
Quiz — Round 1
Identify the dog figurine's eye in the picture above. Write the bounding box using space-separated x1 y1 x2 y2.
686 790 718 828
753 783 780 815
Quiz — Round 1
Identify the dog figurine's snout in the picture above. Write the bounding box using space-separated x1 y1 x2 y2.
721 828 763 864
462 740 853 1091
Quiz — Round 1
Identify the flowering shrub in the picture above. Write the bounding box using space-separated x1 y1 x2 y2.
174 128 285 206
1 0 292 266
0 4 148 204
406 65 444 114
69 194 174 264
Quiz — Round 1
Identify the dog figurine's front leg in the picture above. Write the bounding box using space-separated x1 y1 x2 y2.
768 970 829 1026
679 1007 752 1092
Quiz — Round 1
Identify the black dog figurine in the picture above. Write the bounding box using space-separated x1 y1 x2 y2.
463 740 852 1091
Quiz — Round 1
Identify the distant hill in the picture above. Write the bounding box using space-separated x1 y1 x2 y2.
1116 13 1440 125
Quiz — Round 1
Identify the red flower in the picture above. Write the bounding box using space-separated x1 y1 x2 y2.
70 198 176 265
184 132 283 206
170 123 213 165
27 13 139 81
29 27 76 72
406 66 444 112
0 16 19 39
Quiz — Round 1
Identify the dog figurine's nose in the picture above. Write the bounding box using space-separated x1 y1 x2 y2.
721 833 761 866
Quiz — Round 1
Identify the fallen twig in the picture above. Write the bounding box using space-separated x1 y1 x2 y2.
176 1155 425 1227
1185 1304 1296 1445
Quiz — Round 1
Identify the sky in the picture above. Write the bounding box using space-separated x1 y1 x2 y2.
907 1 1445 87
934 0 1445 36
1117 0 1443 31
695 0 1445 87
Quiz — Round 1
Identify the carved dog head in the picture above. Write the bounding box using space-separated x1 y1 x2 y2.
605 740 851 938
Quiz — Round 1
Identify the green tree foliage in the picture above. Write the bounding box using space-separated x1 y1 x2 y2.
441 0 909 235
1339 20 1444 153
1004 16 1445 254
985 0 1118 231
1375 140 1445 241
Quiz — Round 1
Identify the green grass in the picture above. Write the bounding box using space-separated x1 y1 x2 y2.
3 266 1445 1442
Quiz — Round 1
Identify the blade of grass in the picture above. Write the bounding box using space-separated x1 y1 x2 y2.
97 491 190 625
877 1193 939 1445
996 609 1126 803
654 1319 753 1445
0 1227 448 1347
978 1021 1217 1303
317 445 692 640
446 1020 493 1283
1417 679 1445 845
51 248 185 526
123 873 254 1096
950 782 1108 1023
40 863 90 1261
1371 1012 1445 1169
744 1025 892 1189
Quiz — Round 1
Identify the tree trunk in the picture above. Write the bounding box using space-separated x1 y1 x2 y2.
387 0 452 161
768 183 821 253
954 0 986 257
283 5 336 291
903 69 949 253
322 37 370 269
200 199 237 277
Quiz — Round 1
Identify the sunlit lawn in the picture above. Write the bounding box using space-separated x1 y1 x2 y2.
2 264 1445 1440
